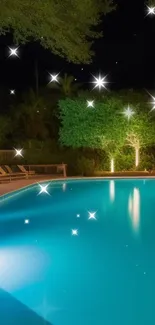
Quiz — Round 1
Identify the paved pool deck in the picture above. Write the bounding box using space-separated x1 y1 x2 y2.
0 175 56 196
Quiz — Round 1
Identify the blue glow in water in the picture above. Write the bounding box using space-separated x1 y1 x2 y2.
0 178 155 325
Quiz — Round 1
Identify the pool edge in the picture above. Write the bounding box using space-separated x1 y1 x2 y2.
1 175 155 199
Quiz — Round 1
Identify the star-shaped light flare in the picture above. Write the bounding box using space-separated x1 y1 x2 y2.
38 184 50 195
147 6 155 15
87 100 94 108
149 94 155 112
71 229 78 236
24 219 30 224
49 73 59 83
92 74 108 91
123 106 135 121
14 148 23 157
8 47 19 57
10 89 15 95
88 211 97 220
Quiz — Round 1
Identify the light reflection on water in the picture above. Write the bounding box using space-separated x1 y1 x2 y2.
128 187 140 234
109 180 115 202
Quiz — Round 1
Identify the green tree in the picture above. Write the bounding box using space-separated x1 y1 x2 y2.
59 97 127 157
0 0 115 63
59 96 155 170
125 111 155 167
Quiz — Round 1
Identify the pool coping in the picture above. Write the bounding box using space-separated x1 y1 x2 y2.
1 175 155 199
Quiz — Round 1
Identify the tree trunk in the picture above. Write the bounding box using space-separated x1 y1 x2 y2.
110 158 114 173
135 148 139 167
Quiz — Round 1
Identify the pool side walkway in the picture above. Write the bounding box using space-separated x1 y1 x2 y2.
1 172 155 196
0 175 56 196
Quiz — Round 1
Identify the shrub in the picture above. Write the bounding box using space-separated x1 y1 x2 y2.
138 152 155 170
115 153 134 171
76 157 95 176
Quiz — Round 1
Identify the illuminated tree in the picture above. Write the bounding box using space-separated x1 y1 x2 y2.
126 133 140 167
0 0 115 63
125 111 155 167
104 91 155 168
59 97 127 171
59 97 155 170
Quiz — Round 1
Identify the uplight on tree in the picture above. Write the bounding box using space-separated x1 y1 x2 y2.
126 133 140 167
135 148 139 167
110 158 114 173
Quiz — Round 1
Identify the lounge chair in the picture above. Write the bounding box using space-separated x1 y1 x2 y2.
0 166 11 182
17 165 35 175
0 173 11 183
1 165 28 179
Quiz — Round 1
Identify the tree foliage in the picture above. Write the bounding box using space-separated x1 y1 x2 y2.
148 0 155 6
59 96 155 157
0 0 115 63
126 111 155 149
0 88 155 171
59 97 126 155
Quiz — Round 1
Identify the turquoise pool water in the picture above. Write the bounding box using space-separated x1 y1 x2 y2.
0 178 155 325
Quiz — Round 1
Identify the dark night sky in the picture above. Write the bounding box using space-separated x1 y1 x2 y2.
0 0 154 93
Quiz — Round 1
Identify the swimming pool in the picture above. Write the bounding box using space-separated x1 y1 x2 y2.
0 178 155 325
